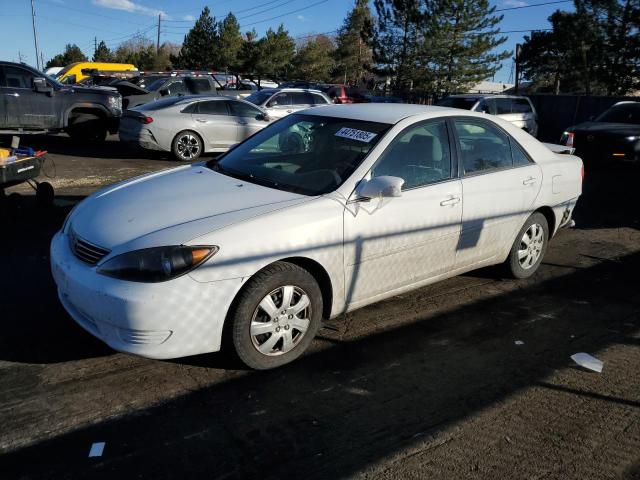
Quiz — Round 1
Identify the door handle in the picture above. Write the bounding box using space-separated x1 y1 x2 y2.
195 119 208 123
440 196 461 207
522 177 537 186
237 121 248 125
286 109 293 113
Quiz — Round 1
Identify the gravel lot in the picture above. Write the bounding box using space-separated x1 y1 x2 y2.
1 134 639 479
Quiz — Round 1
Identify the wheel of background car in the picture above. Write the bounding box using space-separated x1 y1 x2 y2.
506 212 549 279
278 131 304 154
172 130 203 161
228 261 322 370
35 182 54 207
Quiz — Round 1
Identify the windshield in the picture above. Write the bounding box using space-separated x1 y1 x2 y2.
437 97 479 110
145 78 169 91
596 104 640 124
245 91 274 105
208 114 392 195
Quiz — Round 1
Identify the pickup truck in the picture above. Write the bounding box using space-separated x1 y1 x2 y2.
0 61 122 142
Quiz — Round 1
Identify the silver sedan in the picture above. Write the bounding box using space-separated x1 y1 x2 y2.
119 95 272 161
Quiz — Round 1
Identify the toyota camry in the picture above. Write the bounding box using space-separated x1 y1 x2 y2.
51 104 583 369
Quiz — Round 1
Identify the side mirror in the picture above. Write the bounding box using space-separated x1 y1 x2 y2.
33 77 53 95
356 176 404 199
257 112 271 121
159 88 169 96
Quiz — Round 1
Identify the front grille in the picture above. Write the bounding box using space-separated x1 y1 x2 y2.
69 230 110 265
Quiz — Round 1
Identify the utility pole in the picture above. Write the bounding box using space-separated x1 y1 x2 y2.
18 51 25 63
31 0 41 70
40 52 45 70
94 36 98 57
514 43 522 93
156 14 161 54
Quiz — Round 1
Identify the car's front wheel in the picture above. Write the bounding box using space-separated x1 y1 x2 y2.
507 212 549 279
229 262 322 370
172 130 203 161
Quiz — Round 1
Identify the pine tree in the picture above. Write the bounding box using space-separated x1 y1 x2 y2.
334 0 374 85
217 13 243 72
292 35 335 81
176 7 218 70
239 29 260 74
255 25 295 80
46 44 88 68
93 41 113 62
373 0 424 90
422 0 510 93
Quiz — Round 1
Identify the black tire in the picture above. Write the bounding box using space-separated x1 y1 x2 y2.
67 114 107 143
506 212 549 279
36 181 54 207
228 261 323 370
172 130 203 161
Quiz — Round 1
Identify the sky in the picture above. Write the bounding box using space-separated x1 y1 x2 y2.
1 0 576 83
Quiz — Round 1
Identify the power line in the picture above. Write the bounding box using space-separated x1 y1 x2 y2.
495 0 572 12
237 0 297 21
240 0 330 28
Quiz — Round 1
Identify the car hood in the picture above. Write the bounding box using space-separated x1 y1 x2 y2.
63 85 118 96
570 122 639 136
69 164 309 250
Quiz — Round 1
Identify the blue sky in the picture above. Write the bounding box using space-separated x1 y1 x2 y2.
1 0 575 83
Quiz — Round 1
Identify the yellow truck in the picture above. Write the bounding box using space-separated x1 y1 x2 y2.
53 62 138 84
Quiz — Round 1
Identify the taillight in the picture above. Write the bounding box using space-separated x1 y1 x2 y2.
581 164 585 182
140 116 153 124
562 131 574 147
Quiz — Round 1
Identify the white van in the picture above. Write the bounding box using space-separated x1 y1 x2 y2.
438 94 538 137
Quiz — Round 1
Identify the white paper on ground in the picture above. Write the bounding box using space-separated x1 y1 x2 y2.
571 352 604 373
514 340 525 346
88 442 105 457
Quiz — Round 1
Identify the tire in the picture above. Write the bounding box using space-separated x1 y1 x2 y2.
229 261 323 370
36 182 54 207
67 114 107 143
506 212 549 279
172 130 203 161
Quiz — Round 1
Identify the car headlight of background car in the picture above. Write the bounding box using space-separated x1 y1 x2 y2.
108 95 122 114
97 245 218 282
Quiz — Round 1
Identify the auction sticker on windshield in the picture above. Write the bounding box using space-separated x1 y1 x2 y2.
335 127 377 143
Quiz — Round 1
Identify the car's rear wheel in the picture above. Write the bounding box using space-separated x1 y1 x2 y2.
172 130 203 161
229 261 322 370
507 212 549 279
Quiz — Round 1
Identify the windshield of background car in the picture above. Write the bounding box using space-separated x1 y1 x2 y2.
438 97 478 110
596 104 640 124
246 91 273 105
209 114 392 195
135 97 190 111
145 78 170 91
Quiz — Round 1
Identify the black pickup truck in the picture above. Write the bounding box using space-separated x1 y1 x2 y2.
0 61 122 141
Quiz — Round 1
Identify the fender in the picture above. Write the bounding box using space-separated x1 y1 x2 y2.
64 102 111 128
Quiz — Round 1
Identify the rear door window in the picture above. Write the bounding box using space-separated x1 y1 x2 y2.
270 93 292 106
311 93 329 105
512 98 532 113
494 98 513 115
3 66 34 88
291 92 314 105
454 119 513 174
196 101 228 115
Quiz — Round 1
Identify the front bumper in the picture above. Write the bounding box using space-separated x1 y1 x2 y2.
50 231 243 359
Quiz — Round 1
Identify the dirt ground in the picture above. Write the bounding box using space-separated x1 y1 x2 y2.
0 135 639 479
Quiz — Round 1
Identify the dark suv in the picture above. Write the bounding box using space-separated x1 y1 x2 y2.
0 61 122 141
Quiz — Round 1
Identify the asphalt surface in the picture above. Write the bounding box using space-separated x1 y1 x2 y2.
0 135 639 479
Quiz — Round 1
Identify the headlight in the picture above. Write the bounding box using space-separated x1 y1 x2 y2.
626 136 639 141
108 95 122 112
97 245 218 282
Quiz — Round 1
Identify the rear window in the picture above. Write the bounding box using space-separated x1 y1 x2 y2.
186 77 212 93
512 98 532 113
438 97 479 110
494 98 512 114
597 104 640 124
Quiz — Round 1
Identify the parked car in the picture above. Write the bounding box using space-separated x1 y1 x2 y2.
51 104 583 369
53 62 138 85
437 94 538 137
323 84 369 104
119 95 271 161
244 88 331 119
113 74 219 109
0 61 122 141
560 101 640 164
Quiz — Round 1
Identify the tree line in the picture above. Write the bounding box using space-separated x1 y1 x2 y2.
46 0 639 95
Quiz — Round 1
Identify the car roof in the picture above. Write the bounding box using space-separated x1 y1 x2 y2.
303 104 452 124
447 94 527 99
262 87 326 94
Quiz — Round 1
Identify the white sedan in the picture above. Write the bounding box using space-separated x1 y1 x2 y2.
51 104 583 369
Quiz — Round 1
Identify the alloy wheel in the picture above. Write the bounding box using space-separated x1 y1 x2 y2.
176 134 201 160
518 223 544 269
